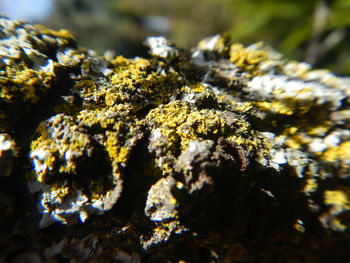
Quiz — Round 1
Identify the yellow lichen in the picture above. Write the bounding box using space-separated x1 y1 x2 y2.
304 121 332 137
146 101 268 175
232 102 254 113
103 58 182 109
285 135 311 150
147 102 228 151
256 101 295 115
323 189 350 230
321 141 350 163
183 83 207 93
280 126 312 150
104 131 131 166
77 109 116 129
256 96 315 117
1 67 54 104
304 178 318 194
50 185 70 199
34 24 76 44
324 189 350 209
30 115 94 180
111 56 134 68
229 42 267 74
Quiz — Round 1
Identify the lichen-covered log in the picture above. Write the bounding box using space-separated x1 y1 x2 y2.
1 16 350 262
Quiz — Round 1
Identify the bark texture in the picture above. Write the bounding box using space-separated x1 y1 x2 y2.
1 17 350 262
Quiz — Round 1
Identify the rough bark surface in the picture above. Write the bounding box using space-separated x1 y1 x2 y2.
1 17 350 262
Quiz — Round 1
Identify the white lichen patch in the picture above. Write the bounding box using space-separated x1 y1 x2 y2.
29 114 124 227
30 148 51 176
196 34 226 53
56 48 84 67
0 133 17 177
39 190 92 228
247 74 345 110
269 149 288 170
144 36 179 60
145 176 179 222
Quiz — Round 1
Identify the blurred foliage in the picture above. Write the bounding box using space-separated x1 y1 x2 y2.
42 0 350 75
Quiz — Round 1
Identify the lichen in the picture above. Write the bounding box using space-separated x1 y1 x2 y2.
2 16 350 262
229 42 268 75
0 133 17 177
321 141 350 164
321 188 350 231
0 16 77 130
146 100 266 176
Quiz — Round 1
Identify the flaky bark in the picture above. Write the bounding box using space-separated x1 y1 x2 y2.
1 17 350 262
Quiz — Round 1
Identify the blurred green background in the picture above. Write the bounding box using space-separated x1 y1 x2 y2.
40 0 350 75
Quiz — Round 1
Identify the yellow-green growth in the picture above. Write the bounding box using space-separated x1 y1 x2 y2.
147 101 268 174
0 66 55 104
229 42 267 75
33 24 76 46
